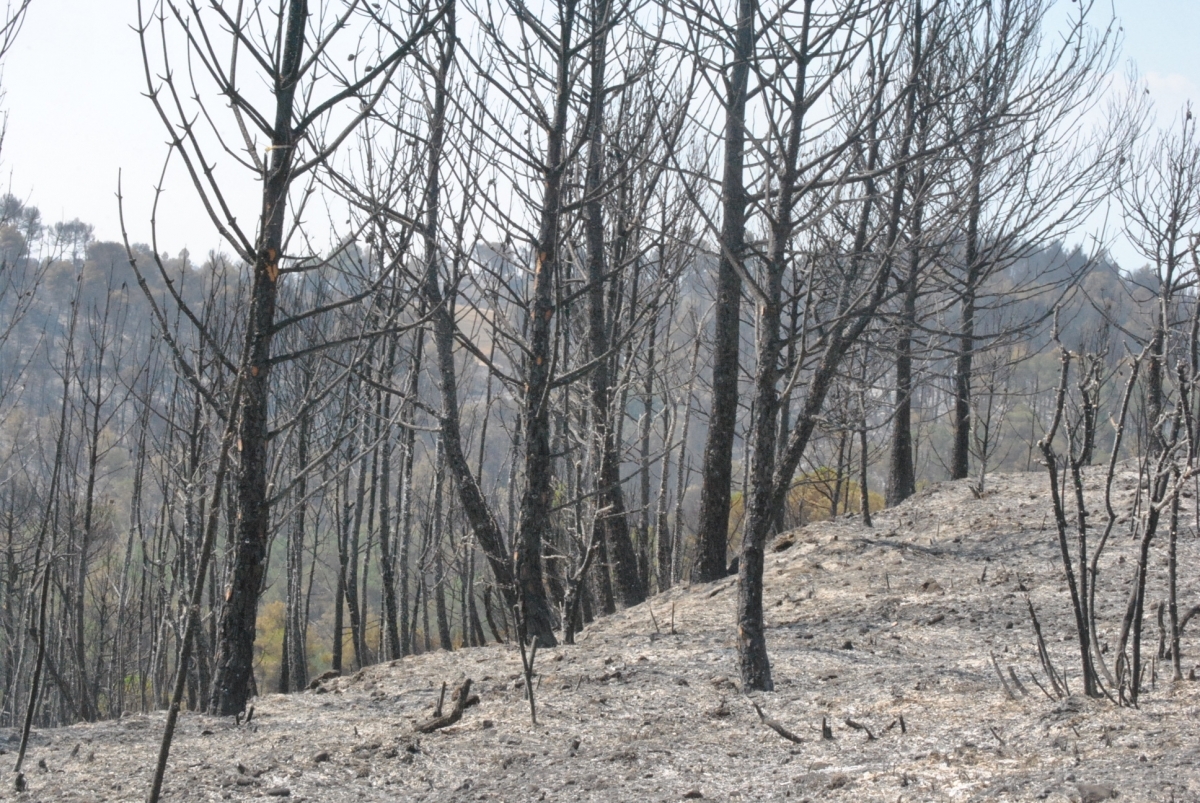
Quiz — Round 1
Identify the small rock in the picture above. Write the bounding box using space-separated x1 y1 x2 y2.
683 790 703 799
1077 783 1117 802
263 787 291 797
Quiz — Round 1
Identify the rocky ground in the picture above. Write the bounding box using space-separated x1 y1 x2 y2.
5 468 1200 802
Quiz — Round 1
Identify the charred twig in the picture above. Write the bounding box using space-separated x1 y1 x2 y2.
1156 601 1167 660
1028 670 1057 701
1179 603 1200 635
844 717 875 740
518 633 539 725
1007 666 1030 697
1025 595 1067 698
434 681 447 718
752 703 803 744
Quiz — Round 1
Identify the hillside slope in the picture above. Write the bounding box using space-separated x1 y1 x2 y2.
7 469 1200 802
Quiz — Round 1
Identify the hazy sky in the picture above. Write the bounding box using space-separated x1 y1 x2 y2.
2 1 1198 268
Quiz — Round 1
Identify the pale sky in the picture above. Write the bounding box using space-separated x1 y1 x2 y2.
2 1 1198 268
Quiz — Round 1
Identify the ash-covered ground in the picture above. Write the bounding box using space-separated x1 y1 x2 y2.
7 468 1200 802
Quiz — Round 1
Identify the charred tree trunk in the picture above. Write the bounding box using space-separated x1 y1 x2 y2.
887 240 921 505
511 0 582 648
950 130 986 482
417 1 523 642
583 0 645 607
376 342 402 661
284 404 310 691
209 0 305 716
695 0 752 583
398 328 423 656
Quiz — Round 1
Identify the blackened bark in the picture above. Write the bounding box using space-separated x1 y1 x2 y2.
951 286 976 481
831 430 847 520
737 0 809 691
1038 349 1098 697
511 0 583 648
655 396 675 593
209 0 306 716
859 381 872 527
584 0 646 606
347 422 370 667
284 404 310 691
376 344 402 661
432 445 452 651
886 5 926 504
637 317 657 592
672 336 702 585
696 0 752 583
738 0 913 688
1145 324 1165 457
951 131 986 482
398 328 423 655
417 1 523 636
332 484 347 673
887 242 920 505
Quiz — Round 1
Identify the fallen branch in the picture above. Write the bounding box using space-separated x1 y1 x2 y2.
415 679 473 734
752 703 803 744
844 716 875 740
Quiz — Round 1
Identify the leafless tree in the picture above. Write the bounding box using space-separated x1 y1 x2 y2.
132 0 438 715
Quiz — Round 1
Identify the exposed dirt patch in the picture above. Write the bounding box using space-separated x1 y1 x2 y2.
8 469 1200 802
